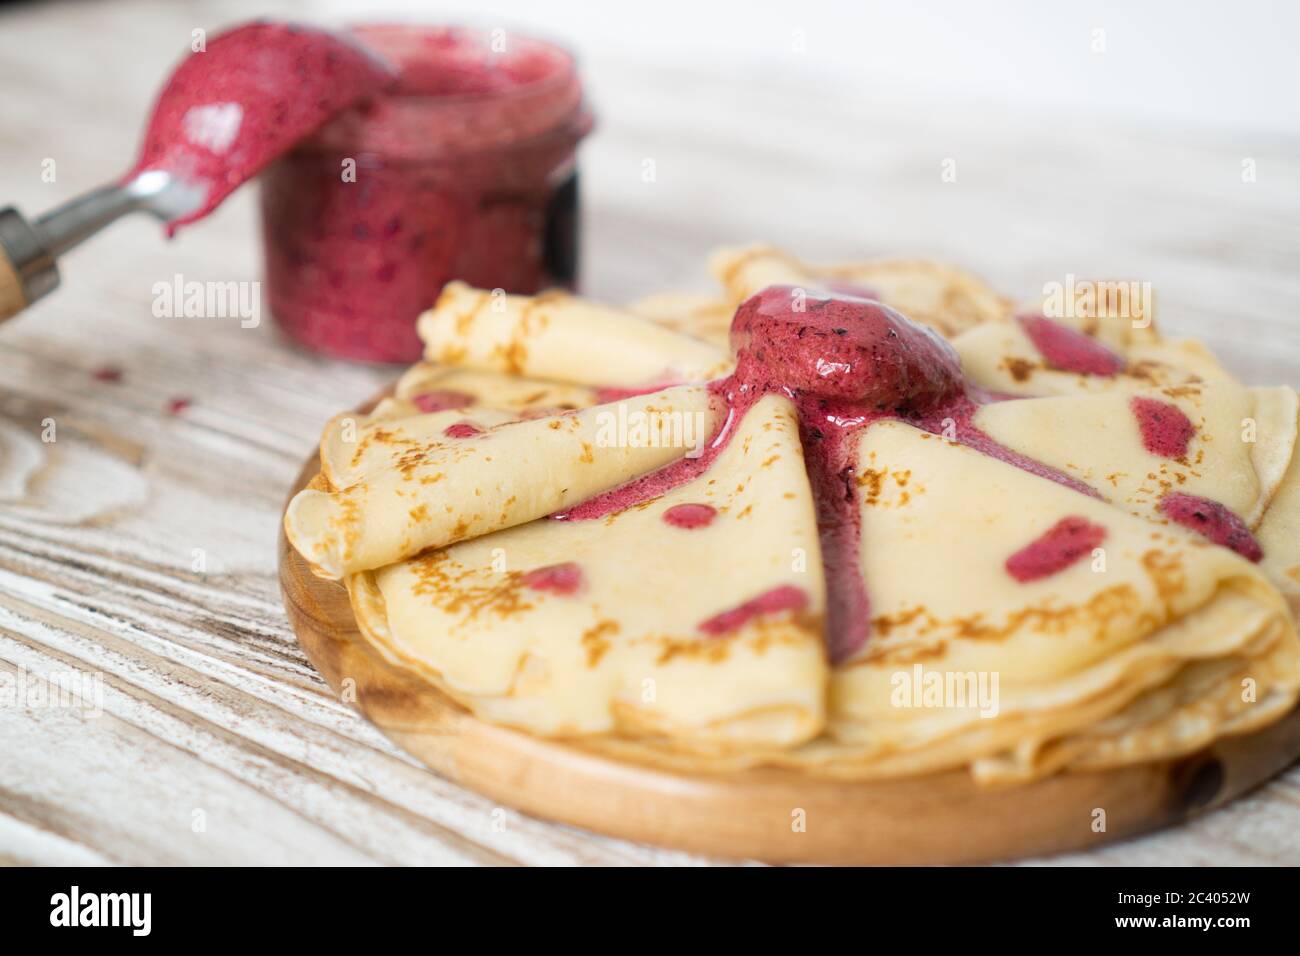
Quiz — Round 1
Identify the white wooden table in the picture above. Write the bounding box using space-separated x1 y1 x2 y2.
1 0 1298 865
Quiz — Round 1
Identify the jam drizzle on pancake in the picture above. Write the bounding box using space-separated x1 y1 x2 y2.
552 287 1257 660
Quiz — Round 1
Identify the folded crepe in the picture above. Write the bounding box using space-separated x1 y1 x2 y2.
973 384 1299 529
319 365 602 490
377 363 601 421
635 246 1229 403
349 394 828 749
287 384 721 579
285 275 1300 784
709 243 1013 337
952 313 1233 396
819 420 1300 783
625 292 735 349
1258 401 1300 605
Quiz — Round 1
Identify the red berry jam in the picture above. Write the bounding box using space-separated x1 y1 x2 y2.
730 285 964 411
1017 314 1125 376
1130 396 1195 459
521 561 585 596
1159 492 1263 562
662 503 718 529
697 585 810 636
1004 516 1107 582
260 25 592 362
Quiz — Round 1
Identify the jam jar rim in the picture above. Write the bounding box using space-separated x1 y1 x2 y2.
344 22 582 108
301 23 592 160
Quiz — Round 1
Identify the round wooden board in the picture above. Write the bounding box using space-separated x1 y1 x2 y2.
279 433 1300 866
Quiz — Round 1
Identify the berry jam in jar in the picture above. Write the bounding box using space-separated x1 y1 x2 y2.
260 25 592 362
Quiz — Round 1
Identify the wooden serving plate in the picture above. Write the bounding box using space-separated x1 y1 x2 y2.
279 406 1300 865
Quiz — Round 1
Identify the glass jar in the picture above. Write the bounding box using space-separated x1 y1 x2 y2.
260 25 592 362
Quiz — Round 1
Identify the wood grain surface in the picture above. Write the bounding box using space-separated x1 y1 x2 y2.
1 0 1298 865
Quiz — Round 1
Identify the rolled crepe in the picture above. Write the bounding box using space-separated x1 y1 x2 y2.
953 318 1232 396
818 420 1300 783
708 244 1012 337
320 366 603 490
417 281 731 387
286 384 722 579
377 364 600 422
1009 281 1165 351
348 395 828 750
321 407 518 491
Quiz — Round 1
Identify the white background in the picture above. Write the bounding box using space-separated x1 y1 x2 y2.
306 0 1300 136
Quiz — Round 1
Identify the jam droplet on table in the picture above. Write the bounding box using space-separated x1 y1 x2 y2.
662 503 717 529
1159 492 1263 561
1005 516 1108 582
1017 314 1125 376
521 561 585 595
1130 396 1195 458
698 584 809 636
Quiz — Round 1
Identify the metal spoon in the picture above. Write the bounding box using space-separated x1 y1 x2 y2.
0 21 393 324
0 171 206 320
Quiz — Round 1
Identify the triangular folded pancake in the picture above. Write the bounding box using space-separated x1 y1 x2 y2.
822 420 1300 782
972 384 1299 529
348 394 828 750
625 292 735 349
1258 402 1300 606
708 244 1012 337
1012 281 1162 350
286 385 722 578
417 281 730 387
953 318 1232 396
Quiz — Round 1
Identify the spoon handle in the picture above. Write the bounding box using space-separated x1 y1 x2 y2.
0 206 60 322
0 172 208 322
0 183 138 323
36 183 139 258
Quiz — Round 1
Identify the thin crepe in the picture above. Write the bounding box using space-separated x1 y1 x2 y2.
348 395 828 750
953 318 1233 397
709 244 1013 337
287 385 721 578
378 364 600 421
973 384 1299 528
1258 400 1300 606
566 419 1299 782
626 292 735 349
418 281 731 387
320 366 602 490
817 420 1300 783
284 275 1300 784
